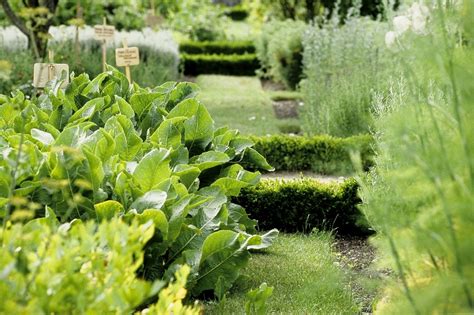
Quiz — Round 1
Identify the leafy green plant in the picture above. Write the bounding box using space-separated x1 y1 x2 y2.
0 66 277 298
245 282 274 315
0 214 200 314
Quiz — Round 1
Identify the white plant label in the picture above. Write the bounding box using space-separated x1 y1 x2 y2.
33 63 69 88
115 47 140 66
94 25 115 41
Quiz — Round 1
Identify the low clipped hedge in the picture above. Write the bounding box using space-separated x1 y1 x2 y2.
224 7 248 21
234 178 370 235
250 134 375 174
181 53 259 76
180 41 255 55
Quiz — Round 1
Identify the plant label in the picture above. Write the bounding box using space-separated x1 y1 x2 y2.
33 63 69 88
94 25 115 41
115 47 140 67
146 11 164 27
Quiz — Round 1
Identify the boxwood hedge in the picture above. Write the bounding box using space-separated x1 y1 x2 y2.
249 134 375 174
181 53 259 76
179 40 255 55
234 178 371 235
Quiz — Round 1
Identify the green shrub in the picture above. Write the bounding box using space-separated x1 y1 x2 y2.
0 216 200 314
249 134 375 174
168 0 227 41
224 6 249 21
301 14 391 137
181 53 259 76
180 40 255 55
255 20 306 90
0 67 276 299
234 178 370 235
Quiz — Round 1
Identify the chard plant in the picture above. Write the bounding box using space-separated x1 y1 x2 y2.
0 66 278 303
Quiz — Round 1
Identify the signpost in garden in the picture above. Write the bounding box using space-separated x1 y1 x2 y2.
94 18 115 72
115 39 140 84
33 50 69 88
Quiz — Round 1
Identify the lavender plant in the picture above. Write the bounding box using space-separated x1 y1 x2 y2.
301 10 391 137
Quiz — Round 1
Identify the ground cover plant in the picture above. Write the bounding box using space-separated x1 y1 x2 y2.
0 66 278 312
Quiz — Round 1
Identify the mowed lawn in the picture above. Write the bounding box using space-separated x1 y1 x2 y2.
195 75 298 135
205 233 359 314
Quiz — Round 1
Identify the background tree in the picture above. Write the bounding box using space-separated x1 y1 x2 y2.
1 0 59 60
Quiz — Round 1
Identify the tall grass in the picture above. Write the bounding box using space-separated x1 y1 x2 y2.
301 11 391 137
358 1 474 313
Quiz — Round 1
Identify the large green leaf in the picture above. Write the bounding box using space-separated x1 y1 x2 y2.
149 117 186 149
193 231 252 295
168 99 215 151
130 190 167 213
165 82 200 111
190 151 230 171
105 115 142 160
133 149 171 192
243 148 275 171
94 200 124 221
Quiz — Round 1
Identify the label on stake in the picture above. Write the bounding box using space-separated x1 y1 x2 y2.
94 25 115 40
33 63 69 88
115 47 140 66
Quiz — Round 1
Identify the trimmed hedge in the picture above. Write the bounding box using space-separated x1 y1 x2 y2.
249 134 375 174
224 7 248 21
181 53 259 76
234 178 370 235
179 40 255 55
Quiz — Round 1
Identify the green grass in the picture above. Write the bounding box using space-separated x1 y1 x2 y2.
205 233 359 314
224 21 256 41
196 75 299 135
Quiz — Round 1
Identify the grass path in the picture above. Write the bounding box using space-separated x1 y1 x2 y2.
205 233 362 314
195 75 299 135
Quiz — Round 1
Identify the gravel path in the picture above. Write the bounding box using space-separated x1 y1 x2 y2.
262 171 347 183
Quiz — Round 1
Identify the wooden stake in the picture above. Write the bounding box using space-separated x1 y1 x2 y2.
122 39 132 84
151 0 155 15
48 50 54 81
102 17 107 72
74 0 82 67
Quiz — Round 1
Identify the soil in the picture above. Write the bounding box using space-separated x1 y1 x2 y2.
272 100 299 119
334 237 393 314
181 75 197 83
260 78 286 91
